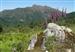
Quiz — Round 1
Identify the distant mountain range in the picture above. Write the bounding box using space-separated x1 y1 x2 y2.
0 5 75 28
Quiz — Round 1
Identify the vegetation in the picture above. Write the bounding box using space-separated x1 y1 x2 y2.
0 26 74 52
0 27 43 52
0 5 75 52
0 5 62 28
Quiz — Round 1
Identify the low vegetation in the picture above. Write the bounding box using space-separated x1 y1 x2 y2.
0 5 75 52
0 24 75 52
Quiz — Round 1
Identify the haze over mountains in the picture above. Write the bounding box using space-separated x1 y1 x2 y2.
0 5 75 28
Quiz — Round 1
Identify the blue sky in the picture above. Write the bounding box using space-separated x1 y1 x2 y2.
0 0 75 13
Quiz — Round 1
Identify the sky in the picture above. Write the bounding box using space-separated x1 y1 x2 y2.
0 0 75 13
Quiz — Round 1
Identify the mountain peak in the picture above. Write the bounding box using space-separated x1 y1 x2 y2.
0 5 66 27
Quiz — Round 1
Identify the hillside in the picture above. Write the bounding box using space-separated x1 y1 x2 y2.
0 5 63 28
57 12 75 26
0 5 75 29
66 12 75 24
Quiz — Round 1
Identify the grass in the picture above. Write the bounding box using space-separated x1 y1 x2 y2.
0 27 43 52
69 25 75 32
0 25 75 52
0 32 29 52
